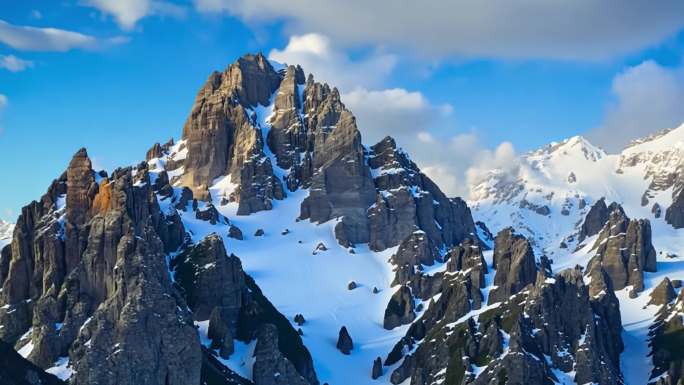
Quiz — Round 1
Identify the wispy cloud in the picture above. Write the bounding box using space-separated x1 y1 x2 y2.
0 19 126 52
83 0 187 30
0 55 33 72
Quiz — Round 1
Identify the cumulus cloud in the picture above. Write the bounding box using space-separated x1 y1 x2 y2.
403 132 519 198
196 0 684 60
0 55 33 72
588 60 684 152
0 19 126 51
83 0 187 30
342 87 453 144
269 33 396 90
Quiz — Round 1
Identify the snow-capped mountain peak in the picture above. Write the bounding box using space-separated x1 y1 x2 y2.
530 135 606 163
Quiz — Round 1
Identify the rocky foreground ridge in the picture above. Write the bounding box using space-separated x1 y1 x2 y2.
0 53 682 385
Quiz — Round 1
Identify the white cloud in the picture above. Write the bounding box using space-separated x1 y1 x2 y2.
0 55 33 72
83 0 187 30
269 33 397 90
0 19 125 52
342 87 454 145
196 0 684 60
588 60 684 152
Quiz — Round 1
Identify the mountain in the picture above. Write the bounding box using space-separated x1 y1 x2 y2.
469 126 684 385
0 52 681 385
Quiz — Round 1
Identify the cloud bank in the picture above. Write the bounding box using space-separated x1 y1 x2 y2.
196 0 684 60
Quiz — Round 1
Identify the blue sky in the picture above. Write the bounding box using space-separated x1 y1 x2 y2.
1 1 684 222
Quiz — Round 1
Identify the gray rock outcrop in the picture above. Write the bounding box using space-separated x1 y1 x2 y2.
383 286 416 330
488 228 537 304
588 203 657 292
648 289 684 385
665 187 684 228
180 53 285 211
649 277 676 306
578 197 609 243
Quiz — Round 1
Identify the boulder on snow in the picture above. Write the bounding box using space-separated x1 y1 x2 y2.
347 281 358 290
372 357 383 379
254 228 265 237
313 242 328 255
227 224 243 240
336 326 353 355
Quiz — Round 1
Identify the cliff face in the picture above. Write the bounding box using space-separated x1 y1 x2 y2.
587 203 657 292
0 151 200 384
179 54 476 252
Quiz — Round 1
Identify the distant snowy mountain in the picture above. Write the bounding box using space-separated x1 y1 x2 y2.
469 124 684 385
470 125 684 256
0 220 13 249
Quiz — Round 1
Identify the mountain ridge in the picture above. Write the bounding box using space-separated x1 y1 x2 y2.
0 53 682 385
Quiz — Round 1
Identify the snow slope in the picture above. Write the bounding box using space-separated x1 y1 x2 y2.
469 124 684 385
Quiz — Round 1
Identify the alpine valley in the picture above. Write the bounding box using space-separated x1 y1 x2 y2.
1 53 682 385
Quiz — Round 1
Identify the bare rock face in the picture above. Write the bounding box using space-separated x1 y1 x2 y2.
267 65 307 176
488 228 537 304
391 231 439 267
445 239 488 309
588 203 657 292
367 136 476 251
171 234 245 321
665 187 684 228
648 289 684 385
578 197 610 243
0 339 65 385
252 324 311 385
388 267 624 385
649 277 676 306
383 286 416 330
0 150 202 384
180 53 285 211
64 148 97 274
298 82 376 246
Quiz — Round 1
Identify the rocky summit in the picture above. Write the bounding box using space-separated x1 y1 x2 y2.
1 52 683 385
